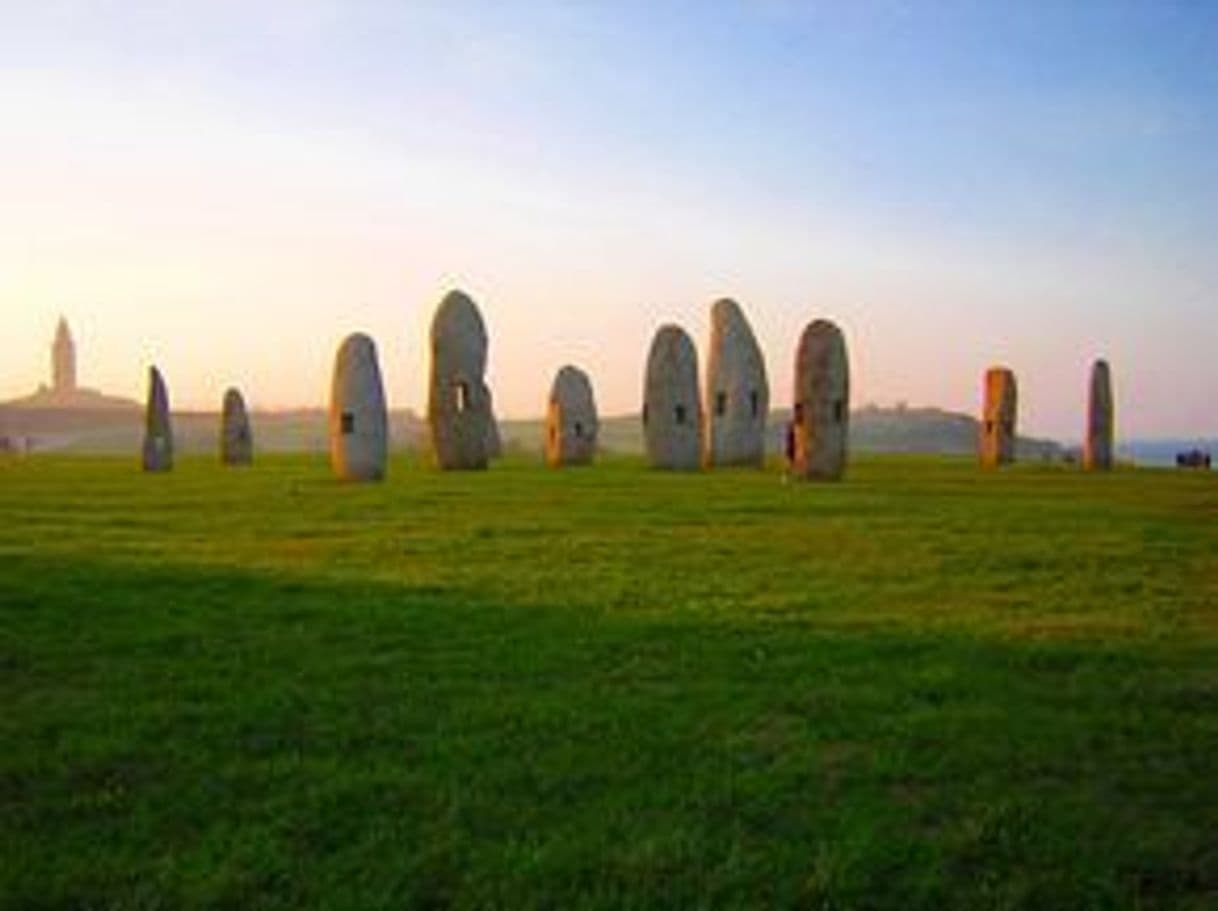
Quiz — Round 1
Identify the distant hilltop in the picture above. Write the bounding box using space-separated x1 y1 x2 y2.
1 317 139 413
4 386 139 412
0 402 1063 459
539 404 1064 461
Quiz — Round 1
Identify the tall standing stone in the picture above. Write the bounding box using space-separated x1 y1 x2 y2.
329 333 388 482
704 298 769 468
1084 358 1114 471
979 367 1017 469
643 324 701 471
792 319 849 481
141 366 173 473
220 387 253 467
428 289 495 470
546 365 598 467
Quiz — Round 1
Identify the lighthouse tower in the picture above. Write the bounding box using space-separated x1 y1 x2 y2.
52 317 77 394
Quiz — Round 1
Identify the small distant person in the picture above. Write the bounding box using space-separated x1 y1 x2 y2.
782 420 796 482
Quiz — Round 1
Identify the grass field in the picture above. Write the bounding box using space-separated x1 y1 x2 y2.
2 454 1217 909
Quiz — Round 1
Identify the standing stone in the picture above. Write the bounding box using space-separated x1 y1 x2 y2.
643 325 701 470
141 366 173 473
979 367 1017 469
428 289 494 470
546 365 598 467
704 298 769 468
220 387 253 467
792 319 849 481
1084 358 1114 471
329 333 388 482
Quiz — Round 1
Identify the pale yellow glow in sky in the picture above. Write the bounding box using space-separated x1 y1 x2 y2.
1 65 1212 440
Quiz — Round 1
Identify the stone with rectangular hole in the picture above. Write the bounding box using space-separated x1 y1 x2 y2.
428 289 495 470
329 333 387 482
792 319 849 481
704 298 769 468
546 365 598 467
643 324 701 471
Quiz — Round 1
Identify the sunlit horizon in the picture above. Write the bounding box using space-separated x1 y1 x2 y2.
3 2 1216 440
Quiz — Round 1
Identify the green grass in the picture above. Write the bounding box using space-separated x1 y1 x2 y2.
2 453 1217 910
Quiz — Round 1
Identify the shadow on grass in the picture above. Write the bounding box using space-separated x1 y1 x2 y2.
2 555 1217 910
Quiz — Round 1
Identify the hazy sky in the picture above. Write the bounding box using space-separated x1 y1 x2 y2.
3 1 1216 439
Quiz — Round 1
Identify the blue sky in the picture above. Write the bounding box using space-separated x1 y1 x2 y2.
2 1 1216 438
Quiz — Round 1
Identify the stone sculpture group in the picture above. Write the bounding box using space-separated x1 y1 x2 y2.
135 289 1117 478
975 359 1115 472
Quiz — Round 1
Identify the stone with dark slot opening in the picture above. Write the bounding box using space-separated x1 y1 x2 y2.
791 319 849 481
643 324 701 471
329 332 387 482
545 365 599 467
704 298 769 468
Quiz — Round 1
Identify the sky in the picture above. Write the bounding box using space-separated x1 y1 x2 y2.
2 1 1216 440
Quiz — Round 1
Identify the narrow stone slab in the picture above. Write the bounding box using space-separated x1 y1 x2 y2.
643 324 701 471
546 365 598 467
220 387 253 467
329 333 388 482
428 289 494 470
141 366 173 473
792 319 849 481
979 367 1017 469
704 298 769 468
1084 358 1114 471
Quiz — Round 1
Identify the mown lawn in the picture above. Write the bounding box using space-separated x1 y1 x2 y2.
2 453 1216 909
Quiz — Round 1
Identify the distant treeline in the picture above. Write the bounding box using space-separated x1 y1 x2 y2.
0 404 1064 459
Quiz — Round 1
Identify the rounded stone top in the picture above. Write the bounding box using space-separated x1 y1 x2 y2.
1089 358 1113 403
145 365 171 426
649 324 696 360
707 297 766 378
985 366 1017 392
709 299 763 350
336 333 378 366
798 319 846 350
1089 359 1112 395
795 320 849 393
550 365 594 406
984 366 1017 412
147 365 168 395
710 297 744 323
431 289 487 346
223 387 246 409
